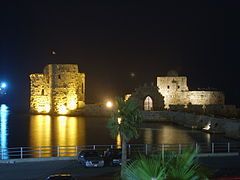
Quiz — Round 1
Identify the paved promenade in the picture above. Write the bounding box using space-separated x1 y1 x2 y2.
199 155 240 177
0 160 120 180
0 155 240 179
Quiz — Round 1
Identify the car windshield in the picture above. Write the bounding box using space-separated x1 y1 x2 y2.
85 151 99 158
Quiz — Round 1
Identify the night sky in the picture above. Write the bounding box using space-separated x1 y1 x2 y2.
0 1 240 110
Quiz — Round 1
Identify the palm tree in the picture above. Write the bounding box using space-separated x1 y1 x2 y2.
107 97 142 177
123 148 210 180
123 153 166 180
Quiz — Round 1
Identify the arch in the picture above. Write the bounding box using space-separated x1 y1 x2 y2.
144 96 153 111
128 84 164 110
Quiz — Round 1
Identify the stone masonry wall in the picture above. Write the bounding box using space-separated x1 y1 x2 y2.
143 110 240 140
30 64 85 115
188 91 225 105
157 76 225 108
157 76 189 108
30 74 51 113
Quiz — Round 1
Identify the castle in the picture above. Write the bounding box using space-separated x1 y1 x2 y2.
30 64 226 115
157 76 225 108
30 64 85 115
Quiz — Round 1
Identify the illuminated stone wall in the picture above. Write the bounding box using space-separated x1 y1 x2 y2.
30 74 51 113
30 64 85 115
157 76 189 108
188 91 225 105
157 76 225 108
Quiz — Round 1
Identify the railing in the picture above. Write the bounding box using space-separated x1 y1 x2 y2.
0 142 239 160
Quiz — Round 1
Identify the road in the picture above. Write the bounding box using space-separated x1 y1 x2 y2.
0 155 240 179
0 160 120 180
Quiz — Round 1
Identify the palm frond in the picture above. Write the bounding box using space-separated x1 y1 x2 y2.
123 154 166 180
107 97 142 141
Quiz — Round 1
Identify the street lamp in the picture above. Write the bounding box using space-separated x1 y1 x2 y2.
1 82 7 89
106 101 113 108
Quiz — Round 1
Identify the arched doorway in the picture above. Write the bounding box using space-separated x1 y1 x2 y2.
144 96 153 111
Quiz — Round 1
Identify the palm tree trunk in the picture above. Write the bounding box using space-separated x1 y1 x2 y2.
121 136 127 178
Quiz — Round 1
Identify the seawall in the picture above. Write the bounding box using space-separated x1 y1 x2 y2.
142 111 240 139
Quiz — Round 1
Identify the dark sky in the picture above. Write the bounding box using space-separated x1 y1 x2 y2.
0 1 240 110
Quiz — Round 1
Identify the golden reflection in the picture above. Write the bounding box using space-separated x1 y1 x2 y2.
54 116 86 156
30 115 86 157
55 116 67 147
144 128 153 144
116 133 121 148
30 115 52 157
157 125 193 144
67 117 78 146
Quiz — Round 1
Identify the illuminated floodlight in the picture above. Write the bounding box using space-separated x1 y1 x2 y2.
1 82 7 89
203 122 211 130
117 117 122 124
106 101 113 108
58 105 68 115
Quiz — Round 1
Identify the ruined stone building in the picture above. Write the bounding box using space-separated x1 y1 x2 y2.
157 75 225 108
30 64 85 115
128 84 164 111
125 74 225 111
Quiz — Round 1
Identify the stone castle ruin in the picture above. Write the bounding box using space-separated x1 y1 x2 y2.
30 64 85 115
30 65 232 117
126 74 225 112
157 76 225 109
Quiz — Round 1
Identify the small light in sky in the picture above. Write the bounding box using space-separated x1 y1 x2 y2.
52 51 56 55
130 72 135 78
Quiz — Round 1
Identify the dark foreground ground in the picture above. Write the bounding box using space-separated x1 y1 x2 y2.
0 156 240 180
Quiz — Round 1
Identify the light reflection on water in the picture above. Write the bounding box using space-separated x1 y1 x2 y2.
29 115 52 157
0 104 9 159
139 123 210 145
0 109 236 158
157 125 193 144
29 115 86 157
28 115 212 157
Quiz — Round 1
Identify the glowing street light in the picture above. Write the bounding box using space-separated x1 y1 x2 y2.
106 101 113 108
1 82 7 89
0 82 8 95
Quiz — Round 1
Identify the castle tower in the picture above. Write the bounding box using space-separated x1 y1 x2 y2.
157 76 189 108
30 64 85 115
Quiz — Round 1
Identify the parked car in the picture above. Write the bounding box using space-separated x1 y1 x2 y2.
78 150 104 168
104 148 130 166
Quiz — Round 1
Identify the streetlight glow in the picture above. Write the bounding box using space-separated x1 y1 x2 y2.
1 82 7 89
106 101 113 108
